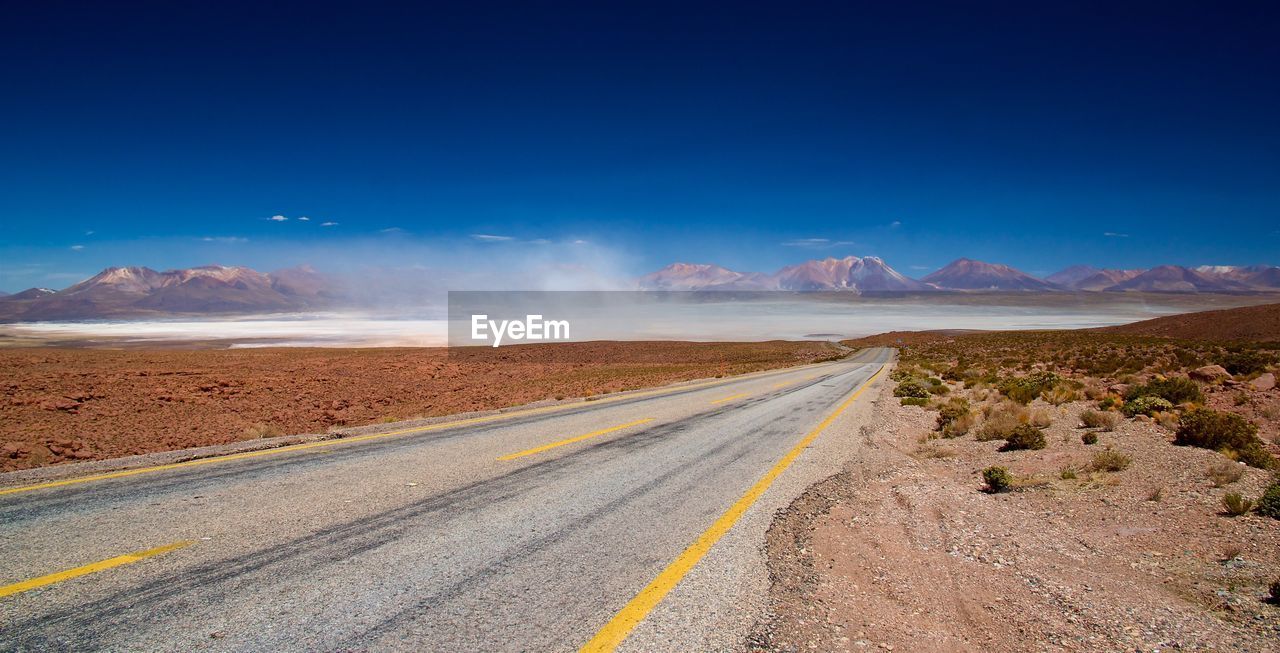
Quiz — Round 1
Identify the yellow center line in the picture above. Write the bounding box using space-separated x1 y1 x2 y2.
578 365 885 652
0 540 193 599
496 418 655 461
709 392 749 405
0 361 843 498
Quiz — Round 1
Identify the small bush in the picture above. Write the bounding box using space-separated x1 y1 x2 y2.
900 396 929 407
1059 466 1078 480
1223 492 1254 516
999 424 1047 452
983 466 1012 493
1097 396 1120 411
1258 481 1280 519
1221 350 1278 375
894 380 931 399
1090 449 1131 472
1080 409 1118 431
1081 432 1099 445
1122 396 1174 417
999 371 1062 404
1125 377 1203 405
938 407 975 437
1176 408 1273 469
1207 461 1245 487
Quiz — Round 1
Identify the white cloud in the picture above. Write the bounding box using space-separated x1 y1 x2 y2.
889 221 902 228
472 234 515 242
268 215 288 222
571 239 589 245
84 230 95 236
781 238 856 249
1103 231 1129 238
70 244 85 251
321 221 339 227
909 265 932 270
379 227 406 234
201 236 249 243
529 238 551 245
298 216 311 221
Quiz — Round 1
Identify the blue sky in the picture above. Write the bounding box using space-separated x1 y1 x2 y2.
2 1 1278 291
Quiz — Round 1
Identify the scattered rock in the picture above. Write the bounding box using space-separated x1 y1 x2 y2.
1190 365 1230 382
1250 373 1275 392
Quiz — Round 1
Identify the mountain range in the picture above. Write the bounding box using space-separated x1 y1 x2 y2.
638 257 1280 293
3 258 1280 322
0 265 341 322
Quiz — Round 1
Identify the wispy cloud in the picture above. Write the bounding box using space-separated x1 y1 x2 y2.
471 234 515 242
70 244 85 251
84 230 95 236
1103 231 1130 238
528 238 551 245
268 215 288 222
781 238 856 249
321 221 339 227
571 239 589 245
298 216 311 222
888 221 902 228
201 236 249 243
909 265 932 270
379 227 406 234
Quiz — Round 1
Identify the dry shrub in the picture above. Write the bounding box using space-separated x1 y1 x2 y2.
1090 448 1131 472
1029 408 1053 428
1083 384 1107 400
1154 411 1179 431
915 444 957 459
977 402 1026 441
1080 409 1118 430
1207 461 1245 487
1042 385 1079 406
242 422 283 439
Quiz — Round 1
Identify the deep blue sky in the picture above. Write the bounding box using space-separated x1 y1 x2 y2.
2 1 1278 291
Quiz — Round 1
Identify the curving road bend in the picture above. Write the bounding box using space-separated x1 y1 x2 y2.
0 347 892 652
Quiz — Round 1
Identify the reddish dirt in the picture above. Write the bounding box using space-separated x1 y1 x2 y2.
0 340 840 472
1099 301 1280 341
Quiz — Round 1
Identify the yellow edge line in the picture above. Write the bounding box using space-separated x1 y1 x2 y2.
578 364 885 652
496 418 655 461
709 393 749 405
0 540 193 599
0 361 839 498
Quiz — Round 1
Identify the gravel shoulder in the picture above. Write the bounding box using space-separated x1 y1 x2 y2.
751 379 1280 651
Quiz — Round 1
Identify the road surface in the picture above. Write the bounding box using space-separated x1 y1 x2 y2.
0 347 891 652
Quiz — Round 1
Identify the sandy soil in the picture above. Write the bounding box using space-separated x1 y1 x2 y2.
0 340 840 472
751 380 1280 652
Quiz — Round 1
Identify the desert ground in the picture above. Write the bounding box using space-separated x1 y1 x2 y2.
0 340 840 472
751 304 1280 651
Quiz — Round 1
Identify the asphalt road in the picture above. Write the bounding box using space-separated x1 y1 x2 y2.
0 347 891 652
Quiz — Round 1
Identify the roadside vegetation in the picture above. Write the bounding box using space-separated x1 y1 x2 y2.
858 328 1280 614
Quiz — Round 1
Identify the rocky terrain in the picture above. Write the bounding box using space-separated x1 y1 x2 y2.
751 380 1280 652
0 340 840 472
